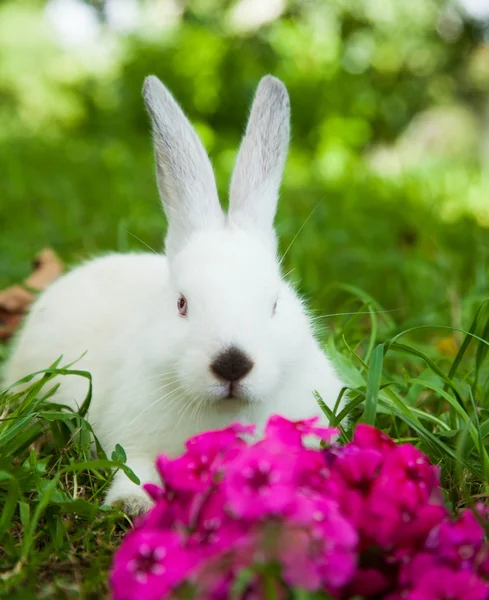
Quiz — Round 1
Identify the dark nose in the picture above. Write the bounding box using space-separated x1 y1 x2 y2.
210 346 254 382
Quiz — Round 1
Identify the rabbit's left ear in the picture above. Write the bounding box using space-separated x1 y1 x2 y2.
143 76 224 258
228 76 290 246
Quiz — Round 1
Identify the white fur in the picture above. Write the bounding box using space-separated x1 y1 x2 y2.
143 75 224 258
3 75 344 514
229 76 290 252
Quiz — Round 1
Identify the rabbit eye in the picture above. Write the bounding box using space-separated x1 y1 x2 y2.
177 294 188 317
272 300 278 316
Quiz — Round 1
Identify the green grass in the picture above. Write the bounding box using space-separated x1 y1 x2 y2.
1 281 489 597
0 364 137 599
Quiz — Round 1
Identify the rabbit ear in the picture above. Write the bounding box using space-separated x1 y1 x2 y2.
143 76 224 257
228 76 290 245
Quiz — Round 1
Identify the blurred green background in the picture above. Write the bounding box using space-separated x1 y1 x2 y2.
1 0 489 328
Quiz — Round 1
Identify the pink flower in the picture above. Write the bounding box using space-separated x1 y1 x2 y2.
279 498 357 591
110 418 489 600
347 567 392 598
352 423 396 454
325 445 384 530
332 446 383 495
425 509 485 569
373 445 441 511
293 448 331 496
223 443 296 519
161 451 216 492
190 537 260 598
143 458 194 528
143 482 165 502
392 504 448 555
136 497 178 531
199 572 233 600
110 530 191 600
399 552 439 589
157 423 254 493
265 414 338 447
406 567 489 600
185 422 255 453
187 487 253 557
364 445 443 548
474 502 489 521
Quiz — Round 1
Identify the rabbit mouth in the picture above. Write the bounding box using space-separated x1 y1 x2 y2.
216 381 249 403
226 382 239 399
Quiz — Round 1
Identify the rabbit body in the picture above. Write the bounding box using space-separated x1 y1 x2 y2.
3 76 344 514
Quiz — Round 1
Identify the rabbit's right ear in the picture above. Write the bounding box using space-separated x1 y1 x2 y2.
228 76 290 249
143 76 224 257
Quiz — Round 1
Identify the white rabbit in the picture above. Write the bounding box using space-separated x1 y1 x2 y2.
3 75 345 514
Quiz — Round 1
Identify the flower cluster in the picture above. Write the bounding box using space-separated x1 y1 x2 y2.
110 417 489 599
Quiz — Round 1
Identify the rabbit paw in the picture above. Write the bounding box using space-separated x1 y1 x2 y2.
104 476 154 516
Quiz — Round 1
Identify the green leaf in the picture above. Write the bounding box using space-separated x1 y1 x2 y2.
0 472 20 540
363 344 384 425
111 444 127 464
120 464 141 486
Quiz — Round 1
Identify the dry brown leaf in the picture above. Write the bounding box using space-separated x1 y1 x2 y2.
0 248 63 341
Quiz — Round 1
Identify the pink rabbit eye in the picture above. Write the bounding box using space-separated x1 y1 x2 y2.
177 294 188 317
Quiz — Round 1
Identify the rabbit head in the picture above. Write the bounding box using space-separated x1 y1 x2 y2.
143 75 313 408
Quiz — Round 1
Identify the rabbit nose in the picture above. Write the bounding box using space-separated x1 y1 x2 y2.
210 346 254 382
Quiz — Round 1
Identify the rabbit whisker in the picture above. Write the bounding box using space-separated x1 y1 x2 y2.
130 389 188 439
142 372 180 383
173 397 197 431
279 203 319 266
125 230 159 255
145 380 180 398
311 308 401 320
134 388 185 423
